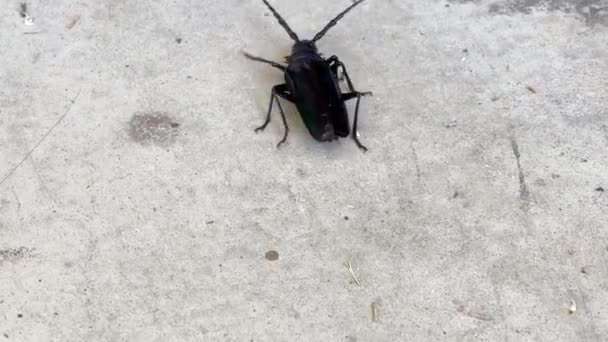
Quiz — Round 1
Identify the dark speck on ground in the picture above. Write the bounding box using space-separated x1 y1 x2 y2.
265 250 279 261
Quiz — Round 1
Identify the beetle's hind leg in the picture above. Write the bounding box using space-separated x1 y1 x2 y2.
327 55 372 96
256 84 294 148
343 92 368 152
327 56 371 152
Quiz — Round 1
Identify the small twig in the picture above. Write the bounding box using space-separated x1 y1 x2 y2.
568 299 577 315
344 261 360 286
371 301 380 322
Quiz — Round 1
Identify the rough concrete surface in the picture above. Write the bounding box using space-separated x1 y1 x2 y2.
1 0 607 340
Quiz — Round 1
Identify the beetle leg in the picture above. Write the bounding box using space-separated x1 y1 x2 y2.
242 50 287 71
342 91 372 101
327 55 372 97
351 92 367 152
256 84 293 148
327 56 371 152
340 91 371 152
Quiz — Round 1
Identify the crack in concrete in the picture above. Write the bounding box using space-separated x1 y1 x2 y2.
0 89 81 188
410 140 422 182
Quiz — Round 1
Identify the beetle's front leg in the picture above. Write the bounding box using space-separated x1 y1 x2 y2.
256 84 294 148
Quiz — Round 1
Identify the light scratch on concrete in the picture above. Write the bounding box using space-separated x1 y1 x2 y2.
11 189 21 217
410 141 422 181
0 90 82 187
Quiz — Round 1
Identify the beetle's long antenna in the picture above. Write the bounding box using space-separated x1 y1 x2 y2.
262 0 300 42
312 0 366 42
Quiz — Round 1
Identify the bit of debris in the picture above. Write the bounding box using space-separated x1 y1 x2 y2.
265 250 279 261
526 86 536 94
444 120 457 128
205 220 215 224
175 37 183 44
581 267 589 275
344 261 361 286
66 15 81 29
567 247 577 256
18 3 27 17
491 96 500 102
0 247 34 265
19 3 34 25
595 187 604 192
568 299 577 314
371 301 380 322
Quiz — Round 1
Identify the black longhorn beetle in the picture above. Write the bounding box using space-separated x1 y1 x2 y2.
244 0 372 151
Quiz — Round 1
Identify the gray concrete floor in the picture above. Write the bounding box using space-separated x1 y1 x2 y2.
1 0 607 341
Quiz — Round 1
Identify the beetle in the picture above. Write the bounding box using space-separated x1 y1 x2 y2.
244 0 372 151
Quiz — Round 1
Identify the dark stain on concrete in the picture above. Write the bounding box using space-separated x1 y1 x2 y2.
128 112 180 146
488 0 608 27
265 250 279 261
0 247 33 265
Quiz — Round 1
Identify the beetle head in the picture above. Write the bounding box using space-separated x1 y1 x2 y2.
292 40 318 55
